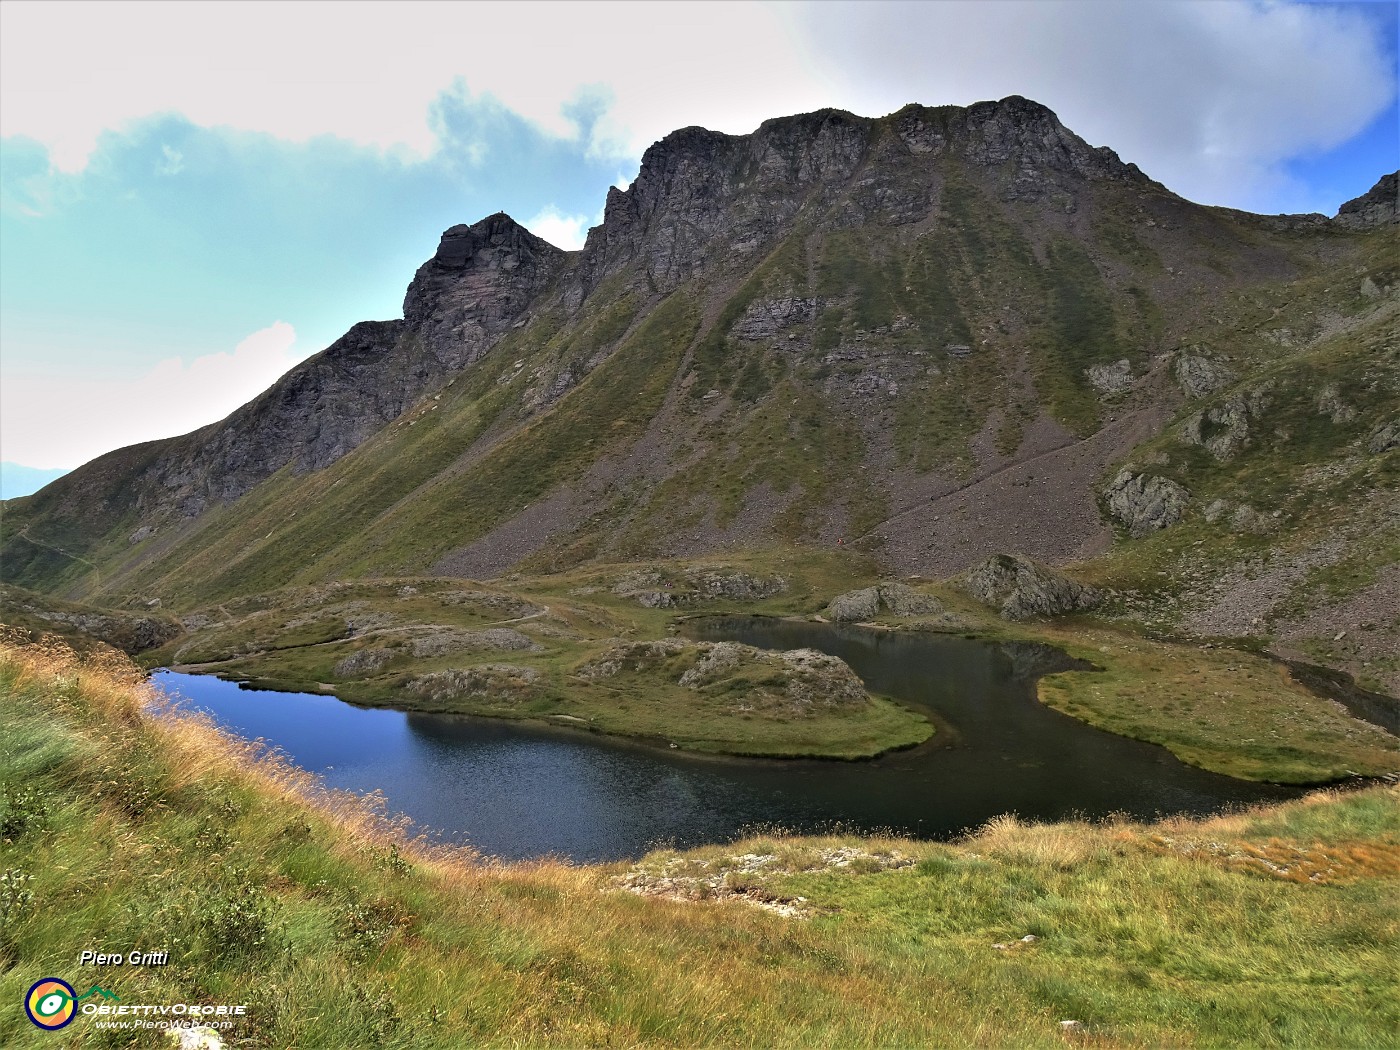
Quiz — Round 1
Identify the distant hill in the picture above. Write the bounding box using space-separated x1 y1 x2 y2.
0 462 68 501
1 95 1395 689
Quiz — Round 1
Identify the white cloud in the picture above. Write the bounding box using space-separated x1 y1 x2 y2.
792 1 1395 211
0 322 306 468
0 1 815 172
524 205 597 251
0 1 1392 205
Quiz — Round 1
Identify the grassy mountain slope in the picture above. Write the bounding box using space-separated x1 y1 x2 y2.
2 98 1395 727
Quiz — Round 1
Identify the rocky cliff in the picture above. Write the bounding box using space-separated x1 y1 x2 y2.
3 98 1395 636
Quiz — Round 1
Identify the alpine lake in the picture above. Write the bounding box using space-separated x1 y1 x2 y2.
153 616 1300 862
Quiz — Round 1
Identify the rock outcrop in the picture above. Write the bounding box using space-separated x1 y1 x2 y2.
0 586 181 653
1367 420 1399 454
332 648 394 678
961 554 1102 621
611 568 787 608
1174 353 1235 399
825 583 951 621
1103 470 1190 537
407 665 541 705
1180 386 1271 460
402 214 567 365
577 639 870 712
1085 359 1134 395
1333 171 1399 230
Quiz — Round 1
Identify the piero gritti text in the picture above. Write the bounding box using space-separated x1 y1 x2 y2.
79 949 170 967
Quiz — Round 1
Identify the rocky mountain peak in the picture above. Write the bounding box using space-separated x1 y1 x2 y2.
1334 171 1399 229
575 95 1151 294
403 211 566 363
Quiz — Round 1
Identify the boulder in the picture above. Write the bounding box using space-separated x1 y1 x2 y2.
333 648 394 678
1316 384 1357 424
1367 420 1399 454
1103 470 1190 537
1228 503 1276 535
1174 354 1235 398
825 587 881 622
407 664 541 704
1085 359 1134 395
825 582 948 621
1180 385 1269 460
961 554 1102 621
1202 498 1231 524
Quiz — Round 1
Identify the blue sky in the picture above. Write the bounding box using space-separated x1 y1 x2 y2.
1 0 1395 475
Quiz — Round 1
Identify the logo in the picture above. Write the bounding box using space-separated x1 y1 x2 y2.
24 979 120 1030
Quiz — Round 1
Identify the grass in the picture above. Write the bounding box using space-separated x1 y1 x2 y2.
809 581 1398 785
51 538 1394 779
130 558 931 760
2 633 1398 1048
1032 624 1399 783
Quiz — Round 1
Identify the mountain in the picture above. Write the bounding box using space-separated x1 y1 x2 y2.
2 96 1395 688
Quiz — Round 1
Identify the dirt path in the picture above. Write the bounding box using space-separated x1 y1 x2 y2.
12 523 102 588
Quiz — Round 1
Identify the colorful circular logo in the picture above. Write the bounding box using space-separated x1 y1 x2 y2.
25 978 77 1030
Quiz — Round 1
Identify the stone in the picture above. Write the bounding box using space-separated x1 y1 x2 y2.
876 583 945 617
960 554 1102 621
1174 353 1235 398
1202 498 1230 524
826 587 881 622
1229 504 1274 535
581 638 868 710
1180 386 1270 460
775 648 869 707
1316 384 1357 424
407 664 541 704
825 583 949 621
1367 420 1400 454
731 297 822 340
332 648 394 678
1085 359 1133 395
1103 470 1190 537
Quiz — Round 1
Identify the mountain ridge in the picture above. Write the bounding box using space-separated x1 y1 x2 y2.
3 96 1395 697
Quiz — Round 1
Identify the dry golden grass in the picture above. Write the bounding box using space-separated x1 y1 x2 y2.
3 628 1398 1048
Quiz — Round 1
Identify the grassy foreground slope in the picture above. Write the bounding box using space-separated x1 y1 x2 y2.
2 634 1398 1048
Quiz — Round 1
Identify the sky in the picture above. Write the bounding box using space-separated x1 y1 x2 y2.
1 0 1396 480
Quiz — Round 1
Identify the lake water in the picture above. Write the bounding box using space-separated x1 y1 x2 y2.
152 617 1299 862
